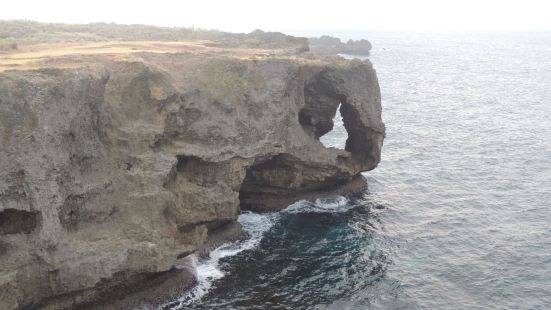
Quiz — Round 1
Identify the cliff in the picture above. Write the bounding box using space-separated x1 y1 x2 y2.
0 32 384 309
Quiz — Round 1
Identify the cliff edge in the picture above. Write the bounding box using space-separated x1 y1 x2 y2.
0 29 384 309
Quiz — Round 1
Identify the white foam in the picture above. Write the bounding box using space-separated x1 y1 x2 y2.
283 196 350 214
168 212 277 308
166 198 351 308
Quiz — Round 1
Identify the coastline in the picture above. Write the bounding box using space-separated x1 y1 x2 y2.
0 21 384 309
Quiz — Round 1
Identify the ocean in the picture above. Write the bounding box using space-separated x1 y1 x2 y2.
165 32 551 309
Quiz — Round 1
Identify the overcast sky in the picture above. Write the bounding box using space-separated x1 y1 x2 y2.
2 0 551 33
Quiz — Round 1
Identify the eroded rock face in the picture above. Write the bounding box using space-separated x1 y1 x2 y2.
0 53 384 308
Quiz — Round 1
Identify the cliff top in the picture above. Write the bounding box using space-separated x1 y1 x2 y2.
0 20 317 72
0 20 307 48
0 21 373 73
0 40 308 72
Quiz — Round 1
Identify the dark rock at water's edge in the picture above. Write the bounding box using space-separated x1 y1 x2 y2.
0 23 384 309
309 35 373 56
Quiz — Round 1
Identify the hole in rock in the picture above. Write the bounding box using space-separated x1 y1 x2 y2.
238 154 350 212
319 103 347 149
239 154 299 212
0 209 39 235
299 73 351 150
174 155 222 186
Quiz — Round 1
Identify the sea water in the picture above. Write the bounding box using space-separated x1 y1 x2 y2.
165 32 551 310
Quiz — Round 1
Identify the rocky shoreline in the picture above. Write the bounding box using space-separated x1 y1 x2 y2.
0 22 384 309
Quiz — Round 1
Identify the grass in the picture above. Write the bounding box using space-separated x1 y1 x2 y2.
0 20 226 44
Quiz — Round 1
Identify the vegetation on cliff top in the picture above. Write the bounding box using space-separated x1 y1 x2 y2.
0 21 375 73
0 20 309 51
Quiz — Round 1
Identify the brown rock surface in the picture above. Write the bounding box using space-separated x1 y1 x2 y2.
0 40 384 309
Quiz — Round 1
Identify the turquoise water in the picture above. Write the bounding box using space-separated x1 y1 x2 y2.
168 32 551 309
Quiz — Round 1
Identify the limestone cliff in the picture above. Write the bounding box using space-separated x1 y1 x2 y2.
0 43 384 309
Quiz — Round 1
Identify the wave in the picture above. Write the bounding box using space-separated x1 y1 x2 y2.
166 212 277 308
164 196 350 309
283 196 351 213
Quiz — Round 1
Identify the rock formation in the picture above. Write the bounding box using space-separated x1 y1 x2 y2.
309 35 373 55
207 29 309 53
0 32 384 309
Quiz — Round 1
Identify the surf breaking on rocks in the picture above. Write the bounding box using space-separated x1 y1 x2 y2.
164 196 351 309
